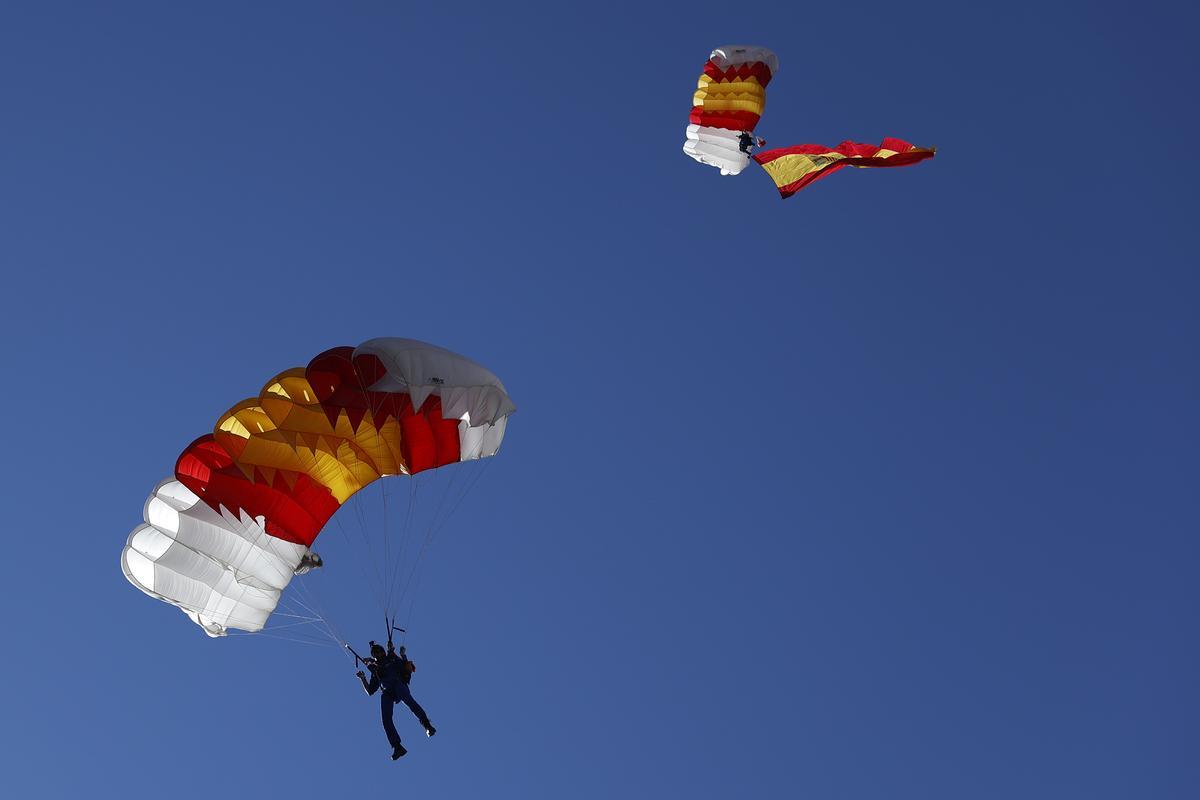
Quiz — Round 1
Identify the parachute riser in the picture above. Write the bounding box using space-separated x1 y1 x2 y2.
345 643 365 669
385 614 406 653
343 619 406 668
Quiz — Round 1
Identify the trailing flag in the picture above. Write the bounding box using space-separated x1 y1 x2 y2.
752 138 936 198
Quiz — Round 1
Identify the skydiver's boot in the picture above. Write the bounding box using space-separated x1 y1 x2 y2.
391 744 407 760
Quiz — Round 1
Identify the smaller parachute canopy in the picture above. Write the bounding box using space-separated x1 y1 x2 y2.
683 45 778 176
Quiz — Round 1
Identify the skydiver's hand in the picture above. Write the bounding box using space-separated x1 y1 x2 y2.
356 671 365 680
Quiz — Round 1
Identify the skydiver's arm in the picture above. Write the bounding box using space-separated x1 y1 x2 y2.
357 664 381 695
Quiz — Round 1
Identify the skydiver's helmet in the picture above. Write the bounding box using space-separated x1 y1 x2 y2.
370 643 387 660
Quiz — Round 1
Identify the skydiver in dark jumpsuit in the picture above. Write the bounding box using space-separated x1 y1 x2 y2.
357 642 436 760
738 131 766 154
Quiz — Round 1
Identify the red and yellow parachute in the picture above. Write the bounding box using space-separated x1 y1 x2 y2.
682 45 935 197
121 338 514 636
683 45 778 176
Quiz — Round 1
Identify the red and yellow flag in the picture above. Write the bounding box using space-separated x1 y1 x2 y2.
752 138 935 198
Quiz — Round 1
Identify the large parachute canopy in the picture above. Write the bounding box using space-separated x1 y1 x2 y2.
121 338 515 637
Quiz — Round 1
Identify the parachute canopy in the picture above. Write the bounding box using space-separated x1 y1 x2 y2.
682 45 779 176
121 338 515 636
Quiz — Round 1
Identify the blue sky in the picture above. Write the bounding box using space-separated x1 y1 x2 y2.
1 1 1196 797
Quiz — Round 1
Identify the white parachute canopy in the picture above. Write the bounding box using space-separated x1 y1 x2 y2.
121 479 310 637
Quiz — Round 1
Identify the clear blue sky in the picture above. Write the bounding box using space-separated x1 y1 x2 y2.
2 2 1196 797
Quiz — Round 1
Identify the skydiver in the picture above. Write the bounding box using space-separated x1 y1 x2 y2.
738 131 766 154
356 641 436 760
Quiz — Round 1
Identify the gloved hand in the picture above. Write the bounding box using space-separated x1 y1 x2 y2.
356 671 365 679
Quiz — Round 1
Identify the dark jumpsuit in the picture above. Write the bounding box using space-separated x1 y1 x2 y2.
362 653 432 749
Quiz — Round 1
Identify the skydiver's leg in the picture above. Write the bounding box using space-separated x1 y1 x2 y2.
380 695 403 750
397 684 433 732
